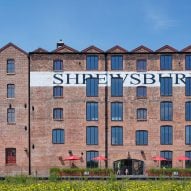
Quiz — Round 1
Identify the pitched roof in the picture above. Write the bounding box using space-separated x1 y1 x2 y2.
32 48 48 53
0 42 28 55
81 45 104 53
53 44 78 53
131 45 153 53
181 45 191 52
155 45 178 52
106 45 127 53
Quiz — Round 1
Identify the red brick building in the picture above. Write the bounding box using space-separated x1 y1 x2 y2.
1 41 191 176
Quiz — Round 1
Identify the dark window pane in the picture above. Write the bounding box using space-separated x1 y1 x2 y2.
86 78 99 97
160 151 172 168
137 108 147 121
6 148 16 164
86 151 98 168
53 86 63 97
186 77 191 96
160 126 173 145
111 78 123 97
160 55 172 70
86 126 98 145
7 108 15 123
185 151 191 168
160 77 172 96
136 130 148 145
53 108 63 120
160 102 173 121
86 102 98 121
86 55 98 70
7 59 15 73
111 102 123 121
53 60 63 71
136 60 147 72
111 55 123 70
52 129 64 144
137 86 147 98
186 102 191 121
111 126 123 145
186 125 191 145
185 55 191 70
7 84 15 98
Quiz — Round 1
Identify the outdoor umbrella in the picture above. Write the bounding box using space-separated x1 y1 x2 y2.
92 155 107 168
152 156 166 167
64 155 81 167
176 156 191 168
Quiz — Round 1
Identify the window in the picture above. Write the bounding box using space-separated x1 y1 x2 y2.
160 151 172 168
86 102 98 121
160 101 173 121
160 55 172 70
185 151 191 168
52 129 64 144
7 108 15 123
86 151 98 168
6 148 16 164
53 108 63 120
186 77 191 96
7 84 15 98
185 125 191 145
136 60 147 72
86 126 98 145
111 102 123 121
160 126 173 145
111 126 123 145
53 60 63 71
111 78 123 97
86 55 98 70
137 108 147 121
7 59 15 73
86 78 99 97
136 130 148 145
136 86 147 98
185 55 191 70
160 77 172 96
111 55 123 70
53 86 63 97
186 101 191 121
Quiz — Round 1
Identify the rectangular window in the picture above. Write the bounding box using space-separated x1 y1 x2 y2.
7 84 15 98
7 59 15 73
111 126 123 145
160 77 172 96
136 130 148 145
160 126 173 145
6 148 16 164
86 126 98 145
160 55 172 70
53 60 63 71
186 125 191 145
86 55 98 70
7 108 15 123
186 102 191 121
111 102 123 121
185 151 191 168
137 108 147 121
136 86 147 98
160 101 173 121
53 108 63 120
86 151 98 168
111 55 123 70
136 60 147 72
52 129 64 144
185 55 191 70
111 78 123 97
86 78 99 97
186 77 191 96
86 102 98 121
53 86 63 97
160 151 172 168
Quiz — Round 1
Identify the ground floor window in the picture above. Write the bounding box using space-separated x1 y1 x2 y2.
160 151 172 168
185 151 191 168
6 148 16 164
86 151 98 168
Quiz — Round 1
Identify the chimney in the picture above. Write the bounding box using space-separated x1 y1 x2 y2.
57 39 64 48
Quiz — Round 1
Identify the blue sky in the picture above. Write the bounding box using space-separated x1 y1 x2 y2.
0 0 191 52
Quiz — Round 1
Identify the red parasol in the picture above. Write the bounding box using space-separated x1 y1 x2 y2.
64 155 81 161
92 155 107 168
152 156 166 168
176 156 191 168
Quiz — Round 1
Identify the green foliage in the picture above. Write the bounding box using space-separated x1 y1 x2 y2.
4 175 36 184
